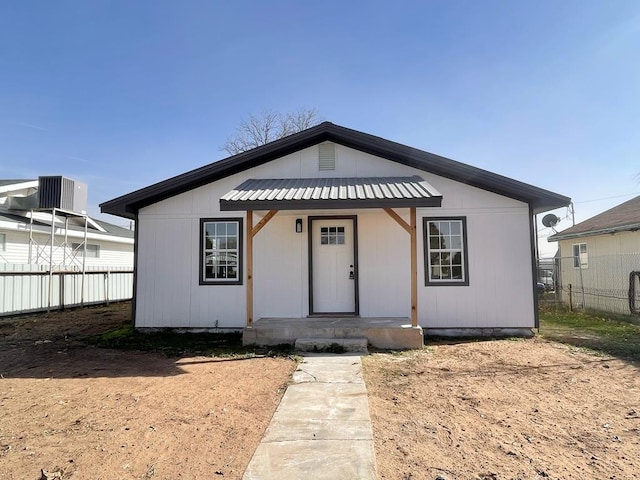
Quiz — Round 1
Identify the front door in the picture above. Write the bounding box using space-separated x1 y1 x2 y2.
310 217 357 314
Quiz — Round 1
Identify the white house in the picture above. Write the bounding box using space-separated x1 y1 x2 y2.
549 195 640 315
101 122 570 348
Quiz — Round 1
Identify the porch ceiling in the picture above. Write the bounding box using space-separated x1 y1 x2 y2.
219 176 443 211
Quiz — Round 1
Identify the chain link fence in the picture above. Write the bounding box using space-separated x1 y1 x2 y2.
538 254 640 316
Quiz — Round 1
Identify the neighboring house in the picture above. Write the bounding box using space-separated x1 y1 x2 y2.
0 177 135 316
101 122 569 348
549 195 640 315
0 178 134 268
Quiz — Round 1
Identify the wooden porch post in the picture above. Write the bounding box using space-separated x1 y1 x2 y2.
383 207 419 327
246 210 253 327
410 207 418 327
245 209 278 328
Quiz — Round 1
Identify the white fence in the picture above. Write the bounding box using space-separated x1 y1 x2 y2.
0 264 133 316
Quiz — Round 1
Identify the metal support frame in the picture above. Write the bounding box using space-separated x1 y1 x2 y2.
27 208 90 310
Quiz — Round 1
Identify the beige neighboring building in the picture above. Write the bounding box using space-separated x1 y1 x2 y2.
549 195 640 315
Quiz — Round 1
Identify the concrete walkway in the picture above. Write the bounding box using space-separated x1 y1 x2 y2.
242 354 377 479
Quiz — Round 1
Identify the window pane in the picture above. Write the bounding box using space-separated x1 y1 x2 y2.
217 223 227 236
452 266 462 279
439 222 450 235
431 266 441 279
580 244 587 253
452 252 462 266
227 223 237 235
450 236 462 249
450 222 461 235
227 266 237 279
321 236 328 245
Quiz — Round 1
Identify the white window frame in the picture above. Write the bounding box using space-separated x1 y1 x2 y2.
200 218 243 285
423 217 469 286
572 243 588 268
72 242 100 258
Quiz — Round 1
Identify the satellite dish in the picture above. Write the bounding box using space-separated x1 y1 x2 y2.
542 214 560 228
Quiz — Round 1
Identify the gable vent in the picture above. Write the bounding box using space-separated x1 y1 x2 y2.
318 142 336 171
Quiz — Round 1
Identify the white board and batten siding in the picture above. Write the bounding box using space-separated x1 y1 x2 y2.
136 142 535 330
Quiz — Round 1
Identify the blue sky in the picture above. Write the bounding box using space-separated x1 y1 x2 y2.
1 1 639 256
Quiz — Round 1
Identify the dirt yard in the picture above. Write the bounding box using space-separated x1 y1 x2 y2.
2 305 640 480
0 304 296 479
363 339 640 480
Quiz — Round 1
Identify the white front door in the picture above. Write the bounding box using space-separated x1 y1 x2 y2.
310 218 357 314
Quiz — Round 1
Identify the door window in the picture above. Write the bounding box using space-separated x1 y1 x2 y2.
320 226 345 245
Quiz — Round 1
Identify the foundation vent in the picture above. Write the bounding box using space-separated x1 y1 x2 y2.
318 142 336 171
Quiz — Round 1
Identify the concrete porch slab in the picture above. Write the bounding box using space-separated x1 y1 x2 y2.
243 317 423 350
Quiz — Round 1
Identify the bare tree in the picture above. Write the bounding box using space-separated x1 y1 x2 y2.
222 108 321 155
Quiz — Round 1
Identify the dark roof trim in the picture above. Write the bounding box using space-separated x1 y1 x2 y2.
100 122 570 219
549 223 640 242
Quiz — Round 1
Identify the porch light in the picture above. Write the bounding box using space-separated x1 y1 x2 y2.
295 218 303 233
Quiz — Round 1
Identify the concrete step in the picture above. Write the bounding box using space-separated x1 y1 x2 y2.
294 337 369 354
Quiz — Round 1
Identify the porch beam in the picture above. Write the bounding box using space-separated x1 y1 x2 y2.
252 209 278 236
410 207 418 327
383 208 411 234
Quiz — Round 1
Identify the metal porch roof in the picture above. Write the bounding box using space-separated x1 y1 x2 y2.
219 176 443 211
